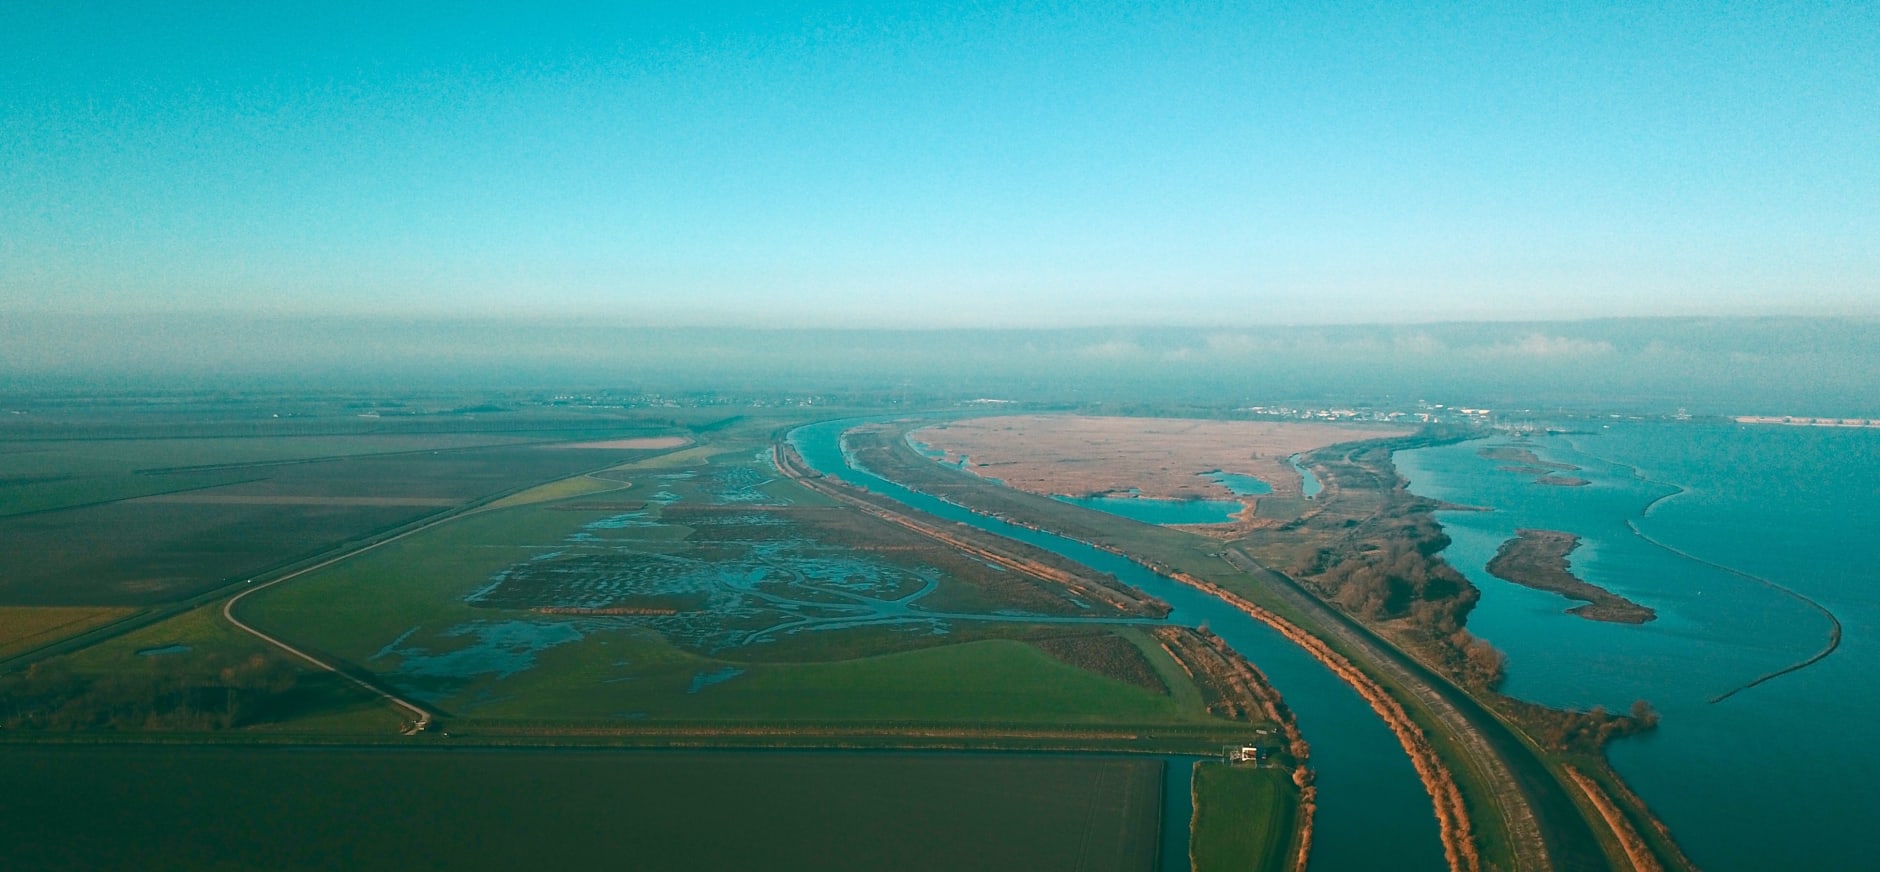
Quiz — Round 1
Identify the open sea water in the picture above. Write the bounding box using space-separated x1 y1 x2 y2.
1396 421 1880 871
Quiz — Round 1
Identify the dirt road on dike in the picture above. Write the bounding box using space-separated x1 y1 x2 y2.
1224 549 1609 872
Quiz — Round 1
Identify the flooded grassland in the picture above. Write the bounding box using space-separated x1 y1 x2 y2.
236 437 1266 749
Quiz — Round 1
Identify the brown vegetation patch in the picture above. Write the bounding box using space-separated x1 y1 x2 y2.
1152 626 1289 726
0 606 137 659
1243 439 1500 689
912 415 1407 504
1562 765 1664 872
1481 444 1590 487
1032 631 1167 694
1487 530 1655 624
1503 698 1659 754
1478 445 1576 471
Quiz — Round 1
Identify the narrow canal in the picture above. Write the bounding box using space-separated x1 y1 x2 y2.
792 420 1447 871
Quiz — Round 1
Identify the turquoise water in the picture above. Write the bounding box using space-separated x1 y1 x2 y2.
1288 454 1323 498
1054 494 1243 525
1204 470 1273 496
795 419 1446 872
1055 469 1269 524
135 644 191 656
686 667 745 693
1396 422 1880 871
374 620 590 701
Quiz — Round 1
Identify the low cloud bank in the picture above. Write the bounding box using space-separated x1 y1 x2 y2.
3 315 1872 417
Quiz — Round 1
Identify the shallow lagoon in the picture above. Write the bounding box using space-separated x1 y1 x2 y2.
1396 422 1880 871
1204 470 1273 496
1054 493 1243 525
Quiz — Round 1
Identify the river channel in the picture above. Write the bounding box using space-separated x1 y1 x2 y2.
792 419 1447 871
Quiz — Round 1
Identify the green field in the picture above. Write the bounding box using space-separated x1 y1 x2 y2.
233 439 1251 742
1190 762 1298 872
0 431 559 517
1 603 402 734
0 747 1163 872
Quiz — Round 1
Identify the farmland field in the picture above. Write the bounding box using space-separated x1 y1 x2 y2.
0 747 1163 872
2 603 403 734
0 606 136 660
1190 762 1298 872
0 429 689 605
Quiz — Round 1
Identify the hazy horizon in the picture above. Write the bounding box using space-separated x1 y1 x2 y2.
5 314 1873 418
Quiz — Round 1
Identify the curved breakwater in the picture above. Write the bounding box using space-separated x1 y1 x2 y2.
1600 462 1843 703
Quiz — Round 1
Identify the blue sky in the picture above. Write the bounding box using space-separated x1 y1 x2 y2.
3 1 1875 326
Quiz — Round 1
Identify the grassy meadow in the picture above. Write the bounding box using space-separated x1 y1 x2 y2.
0 405 698 607
1190 762 1298 872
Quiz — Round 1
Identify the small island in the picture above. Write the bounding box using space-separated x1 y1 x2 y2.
1487 529 1656 624
1479 445 1591 487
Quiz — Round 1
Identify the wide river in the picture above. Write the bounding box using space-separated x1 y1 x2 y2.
793 420 1447 871
1396 421 1880 871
